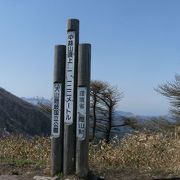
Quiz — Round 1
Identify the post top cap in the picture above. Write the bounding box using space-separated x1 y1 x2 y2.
67 19 79 31
79 43 91 46
67 18 79 22
54 44 66 48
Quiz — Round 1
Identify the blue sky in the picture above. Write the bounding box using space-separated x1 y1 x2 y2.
0 0 180 116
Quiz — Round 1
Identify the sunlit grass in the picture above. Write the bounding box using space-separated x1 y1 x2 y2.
89 132 180 178
0 135 50 168
0 132 180 178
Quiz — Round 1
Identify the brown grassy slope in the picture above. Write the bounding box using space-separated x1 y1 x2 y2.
0 133 180 179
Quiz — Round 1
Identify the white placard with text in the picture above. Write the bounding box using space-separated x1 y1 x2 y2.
51 83 61 137
64 31 75 124
77 87 87 140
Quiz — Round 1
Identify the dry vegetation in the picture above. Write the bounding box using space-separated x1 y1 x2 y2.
0 135 50 165
0 132 180 179
0 135 51 177
89 132 180 179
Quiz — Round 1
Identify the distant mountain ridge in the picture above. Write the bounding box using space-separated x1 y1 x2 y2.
0 88 51 136
22 97 134 138
0 89 172 138
114 111 134 117
22 97 51 106
22 97 134 116
21 96 172 140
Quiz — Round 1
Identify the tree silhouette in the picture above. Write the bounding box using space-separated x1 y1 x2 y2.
156 74 180 121
90 80 123 143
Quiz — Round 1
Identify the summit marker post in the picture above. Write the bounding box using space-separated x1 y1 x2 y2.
51 19 91 178
63 19 79 175
51 45 66 176
76 44 91 177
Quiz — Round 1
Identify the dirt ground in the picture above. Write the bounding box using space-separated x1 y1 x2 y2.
0 163 152 180
1 162 180 180
0 162 48 180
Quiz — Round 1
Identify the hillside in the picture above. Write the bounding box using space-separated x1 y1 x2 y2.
0 87 50 136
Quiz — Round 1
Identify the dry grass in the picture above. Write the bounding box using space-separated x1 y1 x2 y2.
89 132 180 178
0 135 50 167
0 132 180 178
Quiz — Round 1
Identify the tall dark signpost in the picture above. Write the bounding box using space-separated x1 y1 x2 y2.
51 19 91 178
51 45 66 175
64 19 79 175
76 44 91 177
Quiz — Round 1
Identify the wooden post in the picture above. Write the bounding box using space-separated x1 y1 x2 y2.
76 44 91 177
63 19 79 175
51 45 66 176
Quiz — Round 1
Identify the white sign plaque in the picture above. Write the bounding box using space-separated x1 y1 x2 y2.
64 31 75 124
51 83 61 137
77 87 87 140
